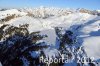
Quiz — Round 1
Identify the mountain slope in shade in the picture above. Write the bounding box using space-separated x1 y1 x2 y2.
0 7 100 66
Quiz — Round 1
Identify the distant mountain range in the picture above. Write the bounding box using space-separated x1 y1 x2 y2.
0 7 100 66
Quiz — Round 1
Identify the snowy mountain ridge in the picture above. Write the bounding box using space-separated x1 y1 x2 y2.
0 7 100 66
0 7 100 19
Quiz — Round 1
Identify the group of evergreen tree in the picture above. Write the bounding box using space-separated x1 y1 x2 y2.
0 24 96 66
0 24 49 66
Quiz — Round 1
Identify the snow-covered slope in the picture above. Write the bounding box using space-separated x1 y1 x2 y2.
0 9 27 19
0 7 100 66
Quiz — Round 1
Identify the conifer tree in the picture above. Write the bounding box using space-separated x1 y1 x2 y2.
0 24 48 66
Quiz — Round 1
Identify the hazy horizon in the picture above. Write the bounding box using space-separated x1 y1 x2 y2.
0 0 100 10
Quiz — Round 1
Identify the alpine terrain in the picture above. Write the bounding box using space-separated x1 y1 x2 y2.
0 7 100 66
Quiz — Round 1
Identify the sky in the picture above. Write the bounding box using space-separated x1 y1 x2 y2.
0 0 100 10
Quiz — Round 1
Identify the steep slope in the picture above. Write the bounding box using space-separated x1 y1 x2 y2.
0 7 100 66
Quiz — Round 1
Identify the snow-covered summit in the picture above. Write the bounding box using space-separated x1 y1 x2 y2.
0 7 99 19
0 7 100 66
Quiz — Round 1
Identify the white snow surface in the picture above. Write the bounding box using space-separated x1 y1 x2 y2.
0 62 2 66
0 8 100 62
83 36 100 60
